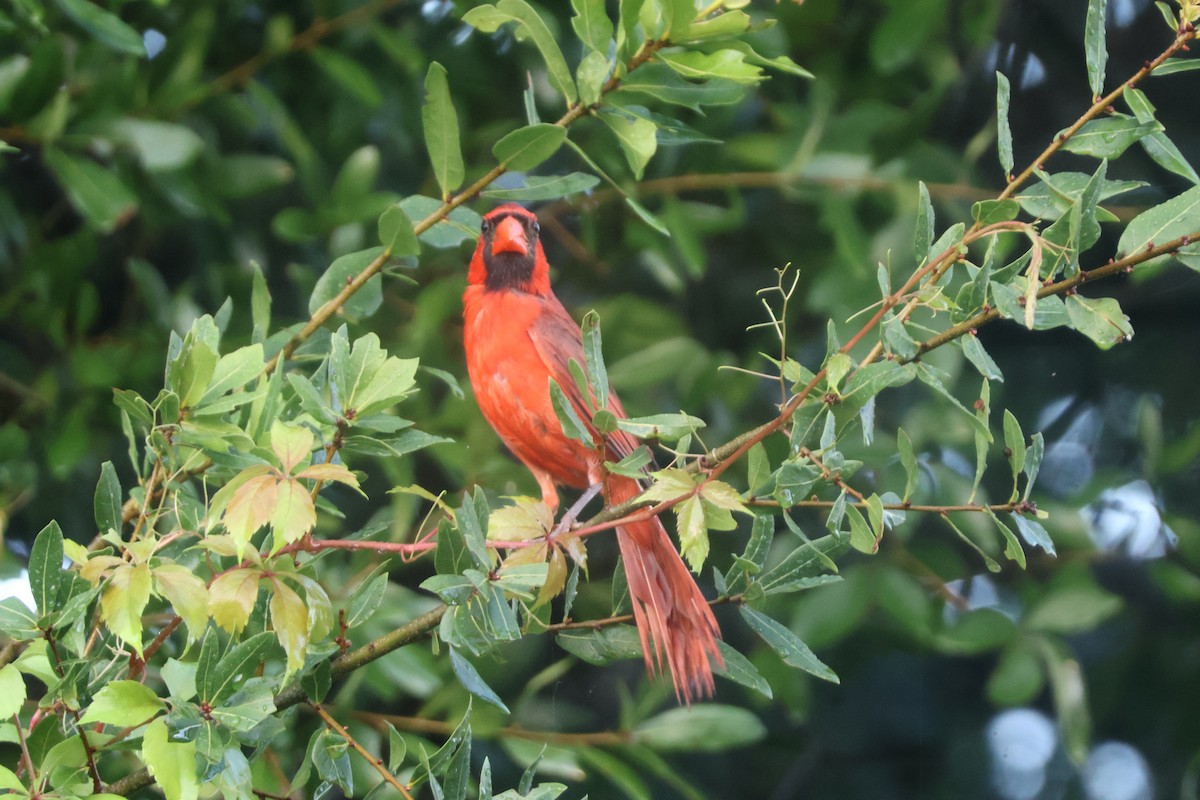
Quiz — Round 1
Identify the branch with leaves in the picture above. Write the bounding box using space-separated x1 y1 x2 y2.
3 1 1200 799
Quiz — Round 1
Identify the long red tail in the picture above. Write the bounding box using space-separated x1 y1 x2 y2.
607 475 723 703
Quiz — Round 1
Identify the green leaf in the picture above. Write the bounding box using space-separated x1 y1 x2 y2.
740 606 838 682
308 247 386 319
614 413 703 441
985 509 1026 569
599 110 657 179
201 631 274 705
897 428 918 503
81 680 164 727
1152 57 1200 75
450 648 510 713
1003 409 1026 492
914 181 933 263
493 124 567 171
0 597 40 639
29 519 64 618
212 680 276 733
576 49 612 106
614 63 745 111
549 378 594 446
55 0 146 55
143 717 200 800
972 198 1020 226
1116 184 1200 264
1023 432 1044 502
962 333 1004 381
465 1 577 104
213 154 295 200
657 50 763 84
399 195 484 248
571 0 614 53
108 118 205 172
378 204 421 257
1060 116 1161 159
310 47 382 107
633 705 766 752
1015 171 1144 221
581 310 609 410
679 10 752 42
1065 294 1133 350
0 665 26 719
556 625 643 665
1125 88 1200 184
996 71 1014 175
713 641 772 699
422 62 464 199
198 343 264 406
1084 0 1107 98
482 172 600 202
1011 512 1056 556
1026 584 1122 633
43 148 138 233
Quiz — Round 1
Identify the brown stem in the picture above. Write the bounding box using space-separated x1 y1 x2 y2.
105 603 450 796
996 28 1195 202
357 710 631 748
43 630 104 792
748 498 1031 514
916 231 1200 355
312 702 415 800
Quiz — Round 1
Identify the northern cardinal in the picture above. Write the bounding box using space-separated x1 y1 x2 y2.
463 203 723 703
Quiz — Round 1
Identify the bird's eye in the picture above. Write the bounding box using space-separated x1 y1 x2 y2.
531 220 540 235
481 219 493 234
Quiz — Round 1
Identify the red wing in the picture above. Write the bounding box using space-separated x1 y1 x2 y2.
527 298 640 463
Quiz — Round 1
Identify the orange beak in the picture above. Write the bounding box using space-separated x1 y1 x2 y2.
492 216 528 257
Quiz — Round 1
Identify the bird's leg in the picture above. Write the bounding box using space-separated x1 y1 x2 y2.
534 470 560 513
549 482 603 539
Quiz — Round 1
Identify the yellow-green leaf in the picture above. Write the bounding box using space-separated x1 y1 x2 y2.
101 562 152 654
640 468 699 503
269 578 309 677
80 680 164 727
488 497 553 541
222 474 279 558
676 495 709 572
153 565 210 642
209 569 261 635
142 717 199 800
270 478 316 551
270 420 314 473
295 462 364 494
0 664 25 718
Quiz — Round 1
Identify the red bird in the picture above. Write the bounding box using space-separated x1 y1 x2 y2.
463 203 723 702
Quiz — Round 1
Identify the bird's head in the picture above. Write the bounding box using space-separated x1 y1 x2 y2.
468 203 551 294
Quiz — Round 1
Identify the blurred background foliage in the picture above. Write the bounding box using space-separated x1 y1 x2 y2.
2 0 1199 798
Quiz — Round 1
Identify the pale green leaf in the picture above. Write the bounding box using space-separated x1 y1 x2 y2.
143 717 200 800
81 680 164 727
100 562 152 654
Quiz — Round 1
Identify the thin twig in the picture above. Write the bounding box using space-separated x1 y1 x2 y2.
312 702 415 800
357 710 630 748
